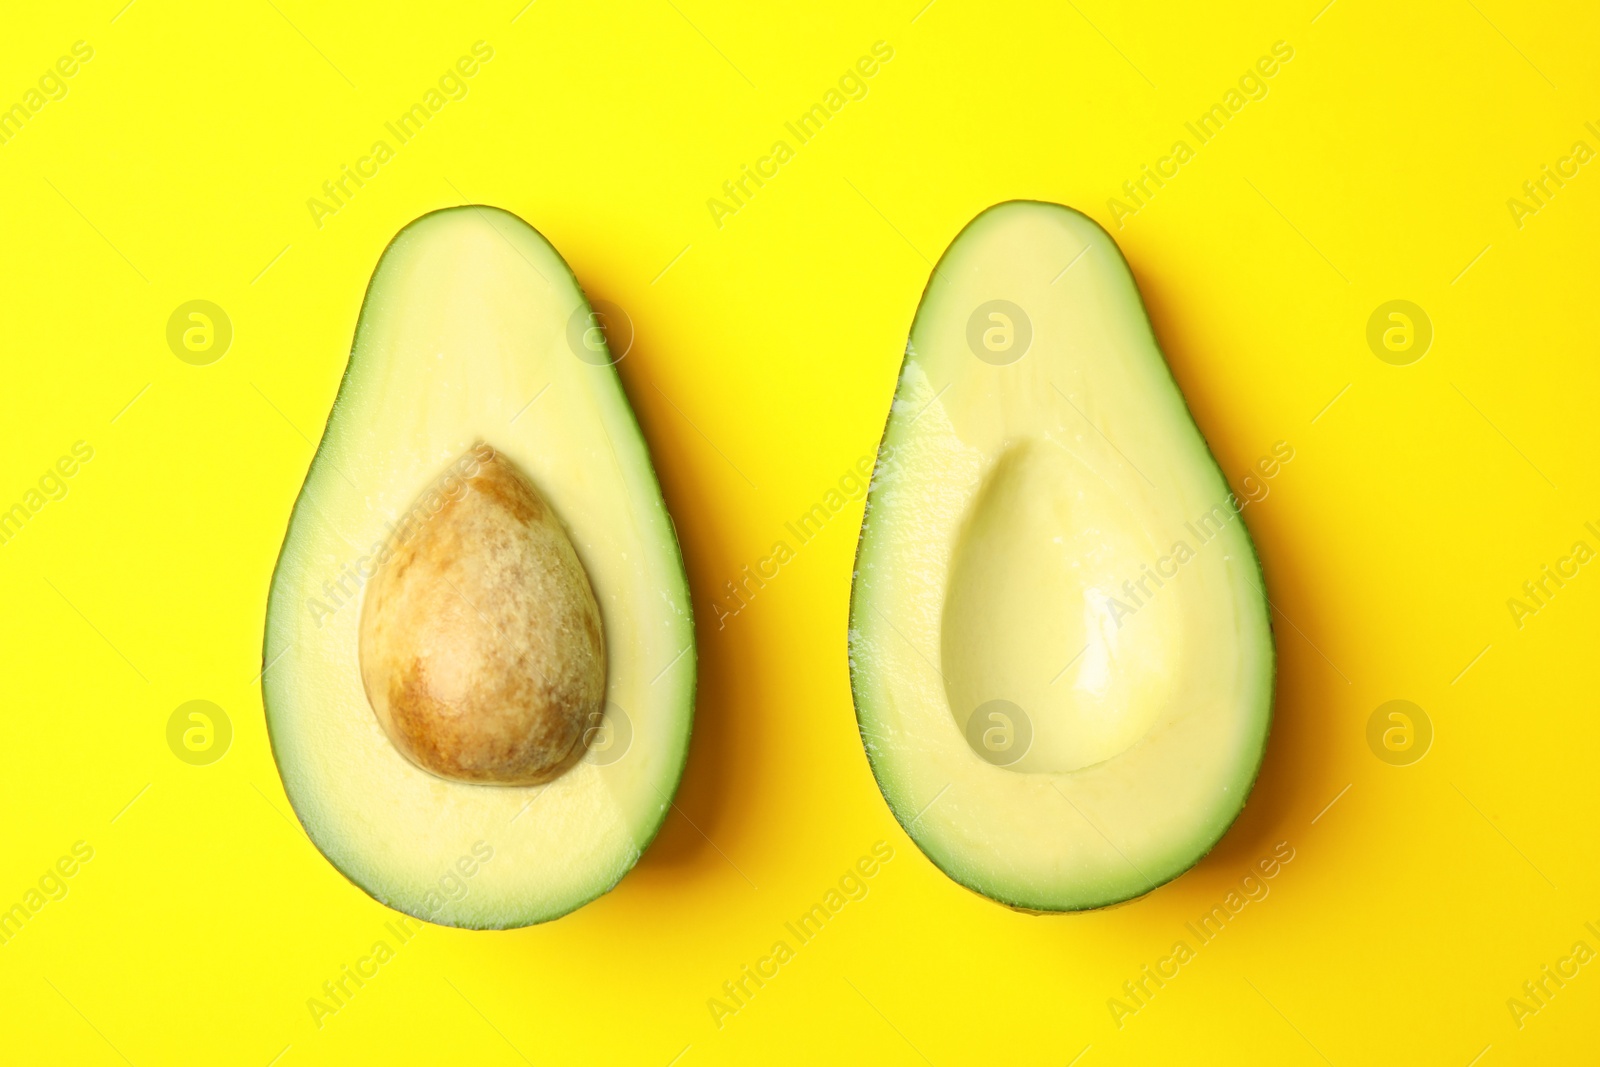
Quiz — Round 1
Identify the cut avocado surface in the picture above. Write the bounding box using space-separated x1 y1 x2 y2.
264 206 694 928
850 200 1273 911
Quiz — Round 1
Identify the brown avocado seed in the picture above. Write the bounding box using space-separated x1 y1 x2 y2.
358 444 605 785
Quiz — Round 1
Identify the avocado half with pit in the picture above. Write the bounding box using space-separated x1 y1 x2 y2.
264 206 694 928
849 200 1273 911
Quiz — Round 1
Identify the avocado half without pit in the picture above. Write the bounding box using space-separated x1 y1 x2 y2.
850 201 1274 911
264 206 695 929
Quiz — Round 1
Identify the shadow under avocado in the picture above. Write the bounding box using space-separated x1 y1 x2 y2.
571 277 748 879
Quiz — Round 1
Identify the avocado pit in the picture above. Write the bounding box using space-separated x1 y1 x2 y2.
358 444 605 785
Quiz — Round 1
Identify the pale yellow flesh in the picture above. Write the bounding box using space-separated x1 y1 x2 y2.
851 201 1272 910
264 207 694 927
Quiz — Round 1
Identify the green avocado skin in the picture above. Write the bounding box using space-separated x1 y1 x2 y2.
262 206 696 929
847 200 1275 913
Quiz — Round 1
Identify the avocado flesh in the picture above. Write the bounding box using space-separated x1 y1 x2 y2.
850 201 1273 911
264 206 695 928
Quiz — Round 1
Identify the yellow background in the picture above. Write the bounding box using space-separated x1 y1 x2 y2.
2 0 1596 1062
